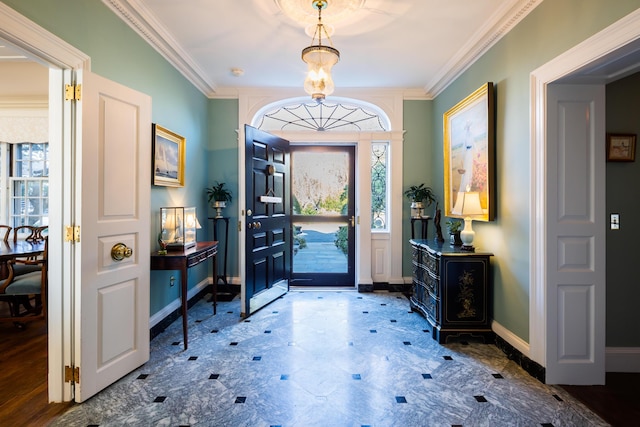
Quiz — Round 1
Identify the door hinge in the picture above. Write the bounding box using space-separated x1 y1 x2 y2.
65 365 80 384
238 220 242 232
64 225 81 243
64 83 82 101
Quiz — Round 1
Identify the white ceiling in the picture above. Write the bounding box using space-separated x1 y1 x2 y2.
104 0 541 98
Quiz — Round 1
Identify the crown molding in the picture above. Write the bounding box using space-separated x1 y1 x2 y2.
102 0 217 96
425 0 542 98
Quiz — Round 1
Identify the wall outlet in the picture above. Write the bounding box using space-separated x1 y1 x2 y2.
169 276 175 287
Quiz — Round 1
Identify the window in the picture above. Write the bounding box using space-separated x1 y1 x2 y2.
9 143 49 229
371 142 388 230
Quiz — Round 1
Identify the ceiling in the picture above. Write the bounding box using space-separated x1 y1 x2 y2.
104 0 540 99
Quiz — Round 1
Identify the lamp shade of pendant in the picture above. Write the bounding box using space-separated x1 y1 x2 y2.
302 44 339 101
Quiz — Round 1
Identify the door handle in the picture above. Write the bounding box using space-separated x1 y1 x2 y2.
111 243 133 261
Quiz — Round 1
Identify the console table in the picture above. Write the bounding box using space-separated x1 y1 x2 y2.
150 241 218 350
409 239 493 343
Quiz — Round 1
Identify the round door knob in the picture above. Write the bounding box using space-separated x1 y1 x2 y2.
255 222 262 229
111 243 133 261
247 222 253 230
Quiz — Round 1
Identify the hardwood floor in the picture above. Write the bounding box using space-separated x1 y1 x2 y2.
0 318 73 427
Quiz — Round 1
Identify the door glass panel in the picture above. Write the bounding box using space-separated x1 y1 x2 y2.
293 221 348 273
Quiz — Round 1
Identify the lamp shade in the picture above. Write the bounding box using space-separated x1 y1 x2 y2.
452 191 483 217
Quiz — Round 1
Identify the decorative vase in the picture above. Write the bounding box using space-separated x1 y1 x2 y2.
450 232 462 246
213 200 226 218
410 201 424 218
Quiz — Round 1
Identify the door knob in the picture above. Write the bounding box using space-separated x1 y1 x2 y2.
111 243 133 261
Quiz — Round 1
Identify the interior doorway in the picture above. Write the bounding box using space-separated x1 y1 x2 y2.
290 145 356 286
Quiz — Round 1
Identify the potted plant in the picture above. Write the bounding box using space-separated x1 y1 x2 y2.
446 219 463 246
206 181 233 218
404 183 436 218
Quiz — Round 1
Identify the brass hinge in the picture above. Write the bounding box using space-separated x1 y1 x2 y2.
64 365 80 384
64 84 82 101
64 225 81 243
238 220 242 232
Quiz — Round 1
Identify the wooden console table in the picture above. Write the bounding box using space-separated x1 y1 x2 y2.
150 241 218 350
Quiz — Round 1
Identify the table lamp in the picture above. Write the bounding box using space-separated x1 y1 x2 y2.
451 189 483 251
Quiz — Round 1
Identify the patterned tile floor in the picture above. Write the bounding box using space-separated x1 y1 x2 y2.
51 291 608 427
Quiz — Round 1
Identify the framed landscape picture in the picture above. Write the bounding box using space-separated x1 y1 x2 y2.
606 133 636 162
443 82 495 222
153 124 185 187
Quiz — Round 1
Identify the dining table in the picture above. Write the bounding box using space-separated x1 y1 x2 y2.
0 240 46 280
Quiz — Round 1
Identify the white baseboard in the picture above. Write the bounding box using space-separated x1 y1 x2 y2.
606 347 640 372
492 320 530 358
149 277 210 328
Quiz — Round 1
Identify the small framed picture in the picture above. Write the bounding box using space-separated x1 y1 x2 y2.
153 124 186 186
606 134 636 162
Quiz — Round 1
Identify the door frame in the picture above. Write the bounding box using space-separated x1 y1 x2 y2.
530 9 640 380
0 3 90 402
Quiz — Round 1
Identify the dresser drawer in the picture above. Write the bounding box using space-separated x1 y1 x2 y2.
426 252 439 276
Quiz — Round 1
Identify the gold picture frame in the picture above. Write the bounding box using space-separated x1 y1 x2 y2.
606 133 636 162
443 82 495 222
153 124 185 187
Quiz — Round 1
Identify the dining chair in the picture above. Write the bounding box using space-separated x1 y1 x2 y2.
10 226 47 276
0 236 48 326
0 225 11 243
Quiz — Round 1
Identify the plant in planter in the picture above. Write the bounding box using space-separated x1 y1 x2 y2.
446 219 463 246
404 183 436 218
206 181 233 218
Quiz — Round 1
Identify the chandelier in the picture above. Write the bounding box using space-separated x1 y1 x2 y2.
301 0 340 102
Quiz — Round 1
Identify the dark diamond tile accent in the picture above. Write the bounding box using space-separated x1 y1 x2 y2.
195 319 202 323
253 356 262 361
210 329 218 334
235 396 246 403
280 374 289 380
264 330 272 334
188 356 198 361
370 329 377 333
87 425 100 427
403 341 412 345
363 311 369 314
244 319 251 322
270 425 283 427
154 396 167 403
209 374 219 380
408 311 413 313
318 296 323 299
541 424 555 427
422 373 432 379
172 342 181 346
288 342 295 346
362 425 372 427
492 373 504 379
357 296 363 299
474 395 488 403
348 341 354 346
452 425 464 427
395 396 407 403
230 342 238 346
137 374 148 380
552 394 563 401
272 311 279 313
381 303 387 306
227 311 233 314
423 329 429 333
390 319 397 323
352 374 361 380
443 355 453 360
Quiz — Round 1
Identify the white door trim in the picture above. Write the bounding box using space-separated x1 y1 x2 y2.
0 3 90 402
530 8 640 372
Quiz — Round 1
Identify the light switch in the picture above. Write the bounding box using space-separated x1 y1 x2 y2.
611 213 620 230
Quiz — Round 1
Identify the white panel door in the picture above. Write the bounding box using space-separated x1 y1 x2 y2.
74 70 152 401
546 84 605 385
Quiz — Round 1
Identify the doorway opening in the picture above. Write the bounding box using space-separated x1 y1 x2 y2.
291 145 355 286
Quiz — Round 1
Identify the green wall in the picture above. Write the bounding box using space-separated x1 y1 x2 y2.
2 0 211 315
606 72 640 347
431 0 640 341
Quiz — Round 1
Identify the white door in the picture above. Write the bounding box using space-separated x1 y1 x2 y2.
73 70 152 401
545 84 605 384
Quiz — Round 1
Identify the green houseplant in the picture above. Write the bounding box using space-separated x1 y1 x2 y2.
446 219 463 246
206 181 233 218
404 184 436 218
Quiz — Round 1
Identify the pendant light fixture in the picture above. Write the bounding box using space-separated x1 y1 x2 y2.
301 0 340 102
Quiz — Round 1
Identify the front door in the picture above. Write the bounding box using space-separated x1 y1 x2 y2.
75 70 152 401
290 145 355 286
244 125 291 316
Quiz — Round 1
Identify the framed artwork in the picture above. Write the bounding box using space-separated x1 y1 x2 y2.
606 134 636 162
153 124 185 187
443 82 495 222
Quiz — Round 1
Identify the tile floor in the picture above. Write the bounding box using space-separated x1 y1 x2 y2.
51 290 608 427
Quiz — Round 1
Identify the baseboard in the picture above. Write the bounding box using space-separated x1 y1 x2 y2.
606 347 640 372
149 278 211 340
492 320 545 383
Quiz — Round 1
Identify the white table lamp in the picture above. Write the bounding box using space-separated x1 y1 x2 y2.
451 190 483 251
